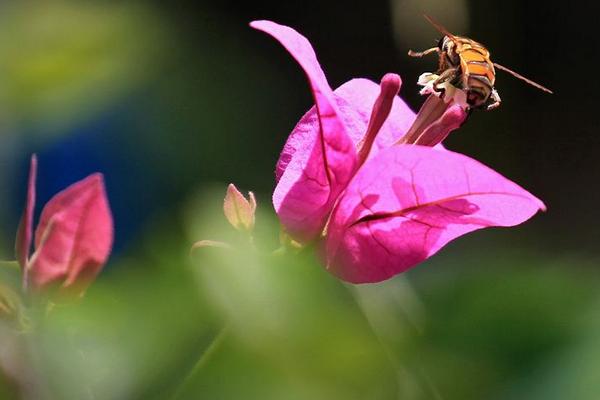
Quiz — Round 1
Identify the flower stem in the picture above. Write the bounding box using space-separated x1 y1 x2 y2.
168 325 229 400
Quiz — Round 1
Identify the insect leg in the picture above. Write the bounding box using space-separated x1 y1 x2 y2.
408 47 439 58
433 67 459 92
487 89 501 110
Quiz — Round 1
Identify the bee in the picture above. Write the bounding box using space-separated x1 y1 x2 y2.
408 15 552 110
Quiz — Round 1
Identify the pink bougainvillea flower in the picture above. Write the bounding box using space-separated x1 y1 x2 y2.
15 155 113 293
252 20 545 283
251 20 466 243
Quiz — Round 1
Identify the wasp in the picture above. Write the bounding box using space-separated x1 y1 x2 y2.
408 15 552 110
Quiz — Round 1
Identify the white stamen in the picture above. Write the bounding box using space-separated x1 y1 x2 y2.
416 72 469 110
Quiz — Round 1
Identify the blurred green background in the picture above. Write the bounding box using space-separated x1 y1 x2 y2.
1 0 599 399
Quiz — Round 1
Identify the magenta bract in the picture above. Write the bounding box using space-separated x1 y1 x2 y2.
16 155 114 293
325 146 545 283
252 20 545 283
251 20 358 243
252 20 426 243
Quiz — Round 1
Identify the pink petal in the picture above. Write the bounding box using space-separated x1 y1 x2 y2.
251 20 358 242
28 174 113 291
325 146 545 283
15 155 37 272
275 78 416 181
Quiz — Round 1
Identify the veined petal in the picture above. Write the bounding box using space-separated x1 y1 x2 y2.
275 78 416 181
325 145 545 283
29 174 113 291
251 20 358 242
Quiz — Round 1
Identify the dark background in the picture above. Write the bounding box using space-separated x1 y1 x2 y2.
1 2 600 399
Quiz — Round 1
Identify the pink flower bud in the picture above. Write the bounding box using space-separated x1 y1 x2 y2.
223 183 256 232
16 155 113 294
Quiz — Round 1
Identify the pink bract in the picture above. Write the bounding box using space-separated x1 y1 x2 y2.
325 146 545 283
252 20 544 283
251 20 358 243
16 155 114 293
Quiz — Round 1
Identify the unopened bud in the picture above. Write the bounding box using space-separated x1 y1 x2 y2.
15 155 113 295
223 184 257 232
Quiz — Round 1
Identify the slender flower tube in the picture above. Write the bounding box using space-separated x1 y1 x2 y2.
252 21 545 283
15 155 113 293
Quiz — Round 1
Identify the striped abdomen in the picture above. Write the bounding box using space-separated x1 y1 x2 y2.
456 38 496 107
460 47 495 85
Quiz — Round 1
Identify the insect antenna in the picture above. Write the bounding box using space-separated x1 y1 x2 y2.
493 62 553 94
423 14 458 40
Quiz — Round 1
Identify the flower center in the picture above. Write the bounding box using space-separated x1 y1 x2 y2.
397 76 469 147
